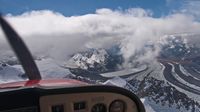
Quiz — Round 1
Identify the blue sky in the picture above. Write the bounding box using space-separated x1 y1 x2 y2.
0 0 187 17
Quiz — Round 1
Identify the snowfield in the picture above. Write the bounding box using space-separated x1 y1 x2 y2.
0 63 25 83
100 65 147 77
5 58 72 80
141 97 199 112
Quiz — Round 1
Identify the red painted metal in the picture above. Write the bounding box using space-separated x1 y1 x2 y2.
0 79 88 89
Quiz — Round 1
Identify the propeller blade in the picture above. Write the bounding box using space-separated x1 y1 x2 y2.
0 15 41 80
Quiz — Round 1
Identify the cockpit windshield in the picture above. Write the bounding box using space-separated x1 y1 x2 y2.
0 0 200 112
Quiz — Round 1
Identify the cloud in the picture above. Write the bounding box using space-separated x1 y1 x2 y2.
167 0 200 21
0 8 200 67
182 1 200 20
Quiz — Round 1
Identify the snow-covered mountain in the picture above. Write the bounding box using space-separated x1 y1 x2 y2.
65 48 123 73
63 33 200 112
159 34 200 61
66 49 109 70
0 33 200 112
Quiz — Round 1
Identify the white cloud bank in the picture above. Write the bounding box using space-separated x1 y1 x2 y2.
180 0 200 20
0 8 200 67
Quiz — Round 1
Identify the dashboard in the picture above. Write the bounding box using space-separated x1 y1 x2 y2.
0 85 145 112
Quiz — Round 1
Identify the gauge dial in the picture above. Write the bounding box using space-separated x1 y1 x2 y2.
109 100 126 112
91 103 107 112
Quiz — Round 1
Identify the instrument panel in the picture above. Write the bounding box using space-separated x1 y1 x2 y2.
0 85 145 112
40 92 137 112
